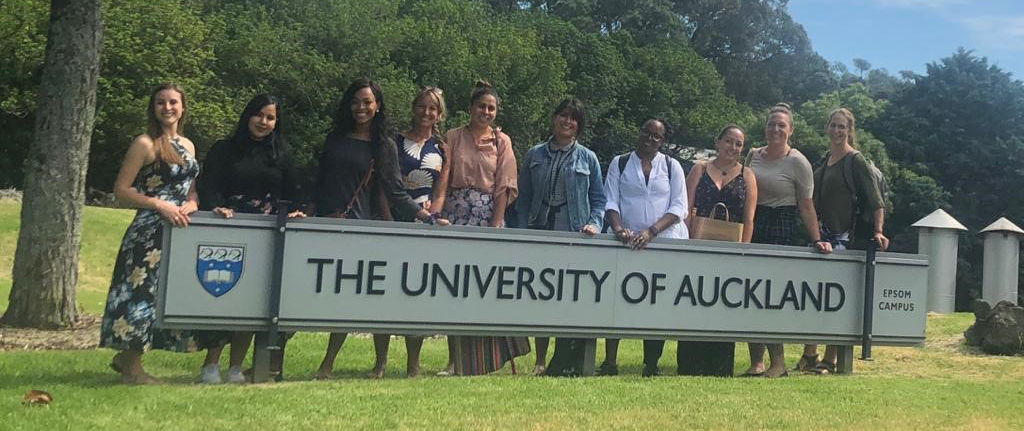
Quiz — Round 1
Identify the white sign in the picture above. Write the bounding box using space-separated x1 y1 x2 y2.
158 214 928 345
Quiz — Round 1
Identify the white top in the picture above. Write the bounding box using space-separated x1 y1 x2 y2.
604 152 689 239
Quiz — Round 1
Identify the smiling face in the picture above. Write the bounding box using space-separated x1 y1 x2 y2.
470 94 498 129
412 93 441 129
152 88 184 128
827 112 851 146
350 87 378 126
636 119 666 153
552 109 579 142
764 112 792 146
715 127 745 163
247 103 278 141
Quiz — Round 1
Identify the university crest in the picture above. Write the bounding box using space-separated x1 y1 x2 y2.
196 244 244 297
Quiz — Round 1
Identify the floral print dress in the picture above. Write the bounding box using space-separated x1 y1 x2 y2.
99 138 199 352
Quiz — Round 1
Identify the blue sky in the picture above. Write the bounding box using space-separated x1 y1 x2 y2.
788 0 1024 80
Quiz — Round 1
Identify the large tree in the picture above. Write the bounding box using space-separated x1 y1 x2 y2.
872 49 1024 306
4 0 103 328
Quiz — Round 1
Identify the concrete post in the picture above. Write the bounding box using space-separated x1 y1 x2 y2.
980 218 1023 304
912 209 968 313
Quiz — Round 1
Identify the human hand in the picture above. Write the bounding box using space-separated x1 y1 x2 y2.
212 207 235 219
812 240 833 254
614 228 633 246
420 200 432 210
179 200 198 215
874 232 890 251
581 225 598 236
435 218 451 226
156 200 188 227
287 210 307 219
630 229 654 250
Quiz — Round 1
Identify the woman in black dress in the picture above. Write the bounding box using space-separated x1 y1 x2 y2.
194 94 305 383
313 78 448 380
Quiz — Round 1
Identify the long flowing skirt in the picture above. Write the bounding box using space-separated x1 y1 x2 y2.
444 188 528 374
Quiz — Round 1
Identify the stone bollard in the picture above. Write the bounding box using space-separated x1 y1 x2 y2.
980 218 1023 304
912 209 968 313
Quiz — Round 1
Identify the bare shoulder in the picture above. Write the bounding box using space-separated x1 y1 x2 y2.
127 134 157 162
689 160 706 177
131 133 155 149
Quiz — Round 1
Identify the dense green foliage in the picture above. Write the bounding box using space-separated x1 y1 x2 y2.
2 1 1023 306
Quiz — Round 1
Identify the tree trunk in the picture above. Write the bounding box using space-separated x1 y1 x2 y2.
3 0 102 329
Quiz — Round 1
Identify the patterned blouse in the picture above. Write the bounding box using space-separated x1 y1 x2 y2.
395 133 443 204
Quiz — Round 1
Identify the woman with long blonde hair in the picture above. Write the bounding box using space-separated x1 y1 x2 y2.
100 83 200 384
368 85 449 378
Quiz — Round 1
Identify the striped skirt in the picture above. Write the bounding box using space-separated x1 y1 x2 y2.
454 335 531 375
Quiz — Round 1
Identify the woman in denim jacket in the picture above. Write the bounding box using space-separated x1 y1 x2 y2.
515 97 606 376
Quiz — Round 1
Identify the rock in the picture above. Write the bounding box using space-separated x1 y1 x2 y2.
964 299 1024 355
972 299 992 319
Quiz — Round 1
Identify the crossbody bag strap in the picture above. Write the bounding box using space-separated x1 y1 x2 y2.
337 160 375 218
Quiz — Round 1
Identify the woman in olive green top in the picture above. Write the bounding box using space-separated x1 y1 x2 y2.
804 107 890 374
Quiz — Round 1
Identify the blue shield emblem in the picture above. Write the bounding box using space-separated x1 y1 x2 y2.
196 245 244 297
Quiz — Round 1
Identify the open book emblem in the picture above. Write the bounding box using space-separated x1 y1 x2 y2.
196 245 245 297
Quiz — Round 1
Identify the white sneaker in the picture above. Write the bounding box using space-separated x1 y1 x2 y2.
226 366 246 384
199 364 222 384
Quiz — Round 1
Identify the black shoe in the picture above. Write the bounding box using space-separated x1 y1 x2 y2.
595 362 618 376
641 365 661 377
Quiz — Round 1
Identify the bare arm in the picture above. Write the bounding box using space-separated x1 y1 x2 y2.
742 169 757 243
798 197 831 254
684 162 703 230
490 192 509 227
873 208 889 250
429 145 450 215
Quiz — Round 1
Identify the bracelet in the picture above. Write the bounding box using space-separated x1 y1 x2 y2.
648 226 659 237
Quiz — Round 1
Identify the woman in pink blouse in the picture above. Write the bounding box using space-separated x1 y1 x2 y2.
431 80 528 375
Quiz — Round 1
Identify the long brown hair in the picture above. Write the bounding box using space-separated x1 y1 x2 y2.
146 83 187 166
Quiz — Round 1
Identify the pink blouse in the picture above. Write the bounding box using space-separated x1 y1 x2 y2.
444 126 518 202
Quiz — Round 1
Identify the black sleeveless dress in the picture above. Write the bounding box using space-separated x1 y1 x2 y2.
693 167 747 222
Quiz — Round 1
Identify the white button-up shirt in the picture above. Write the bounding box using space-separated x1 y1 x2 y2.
604 152 689 239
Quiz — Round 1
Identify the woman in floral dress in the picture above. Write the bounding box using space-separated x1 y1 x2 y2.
99 84 200 384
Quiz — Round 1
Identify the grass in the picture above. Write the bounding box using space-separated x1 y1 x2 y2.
2 200 1024 430
0 200 132 315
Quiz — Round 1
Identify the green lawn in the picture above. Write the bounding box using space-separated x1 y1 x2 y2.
2 200 1023 430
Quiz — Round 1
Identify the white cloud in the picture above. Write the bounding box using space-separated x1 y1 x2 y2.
961 15 1024 51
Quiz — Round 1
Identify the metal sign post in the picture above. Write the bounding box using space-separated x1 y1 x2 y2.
860 239 878 361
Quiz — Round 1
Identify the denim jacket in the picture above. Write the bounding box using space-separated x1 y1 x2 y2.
515 138 606 231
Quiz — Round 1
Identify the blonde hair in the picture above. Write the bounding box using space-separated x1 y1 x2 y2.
827 107 858 148
146 83 187 166
412 86 447 149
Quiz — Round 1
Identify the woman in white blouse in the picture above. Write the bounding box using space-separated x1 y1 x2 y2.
601 118 688 377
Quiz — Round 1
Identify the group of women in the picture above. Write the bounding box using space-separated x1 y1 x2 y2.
98 79 889 384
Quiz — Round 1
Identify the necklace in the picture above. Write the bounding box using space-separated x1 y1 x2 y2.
711 159 736 176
